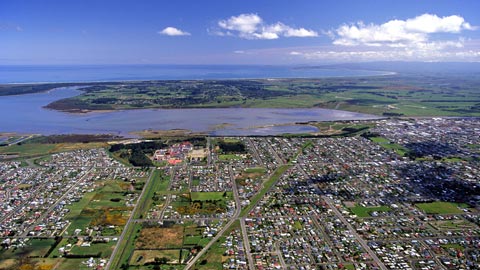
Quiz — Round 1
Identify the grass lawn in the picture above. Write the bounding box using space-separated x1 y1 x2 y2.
0 238 57 260
0 142 107 158
64 181 134 235
415 202 464 214
55 258 94 270
433 220 476 230
110 223 142 270
194 236 226 270
70 242 116 257
190 191 232 201
183 236 211 247
0 143 56 156
441 243 464 251
293 220 303 230
368 136 409 156
349 205 391 217
218 154 242 161
244 167 266 174
136 169 169 219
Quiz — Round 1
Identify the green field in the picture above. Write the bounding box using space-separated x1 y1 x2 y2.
70 242 116 257
0 143 56 156
0 141 108 159
349 205 391 217
244 167 266 174
368 136 409 156
137 169 170 218
415 201 464 214
63 179 135 236
190 191 232 201
0 238 57 260
218 154 243 161
28 76 480 117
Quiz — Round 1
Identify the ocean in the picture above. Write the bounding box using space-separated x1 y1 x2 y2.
0 65 391 84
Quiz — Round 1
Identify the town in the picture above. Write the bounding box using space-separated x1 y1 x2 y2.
0 118 479 270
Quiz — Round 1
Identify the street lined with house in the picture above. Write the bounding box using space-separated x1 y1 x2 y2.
0 118 479 270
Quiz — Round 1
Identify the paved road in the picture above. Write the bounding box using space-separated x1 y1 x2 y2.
105 168 155 270
240 218 255 270
323 196 388 270
247 138 262 165
21 168 94 237
185 166 242 269
207 137 212 166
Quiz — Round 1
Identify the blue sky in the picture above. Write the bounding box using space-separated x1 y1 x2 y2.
1 0 479 64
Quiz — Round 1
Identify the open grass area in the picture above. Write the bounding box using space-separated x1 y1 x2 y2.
137 169 170 218
190 191 232 201
244 167 266 174
0 143 56 156
236 167 267 186
433 220 476 230
193 221 240 270
0 238 57 260
0 142 108 159
176 192 231 215
54 258 94 270
194 236 226 270
367 136 409 156
441 243 465 251
70 242 116 257
349 205 391 217
64 179 136 235
415 201 464 214
111 223 142 270
218 154 243 161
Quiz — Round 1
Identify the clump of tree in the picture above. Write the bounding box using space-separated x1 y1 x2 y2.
129 148 152 167
109 141 166 167
217 140 246 154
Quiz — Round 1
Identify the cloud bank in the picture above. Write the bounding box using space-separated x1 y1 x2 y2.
159 27 190 36
288 13 478 62
333 14 474 48
216 13 318 39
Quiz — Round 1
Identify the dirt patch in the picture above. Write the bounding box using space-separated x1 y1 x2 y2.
136 226 184 249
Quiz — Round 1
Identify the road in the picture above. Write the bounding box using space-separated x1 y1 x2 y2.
206 137 212 166
21 168 94 237
105 168 155 270
184 165 242 269
323 196 388 270
247 138 262 165
240 218 255 270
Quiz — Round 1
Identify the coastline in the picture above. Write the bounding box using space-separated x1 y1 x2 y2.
0 65 396 85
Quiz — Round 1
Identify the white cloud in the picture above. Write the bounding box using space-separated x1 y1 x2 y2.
333 14 475 49
216 13 318 39
0 23 23 32
219 13 262 34
404 14 474 33
288 44 480 62
159 27 190 36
